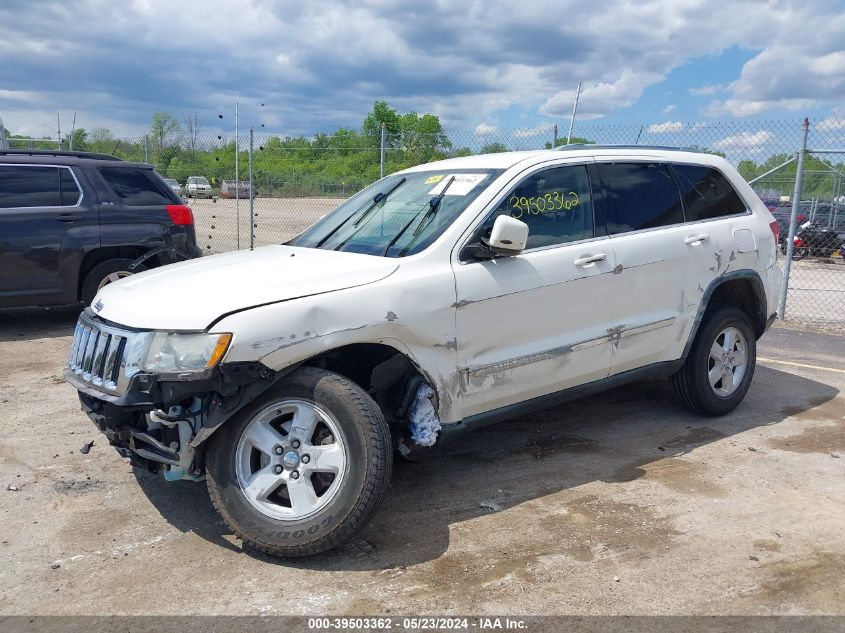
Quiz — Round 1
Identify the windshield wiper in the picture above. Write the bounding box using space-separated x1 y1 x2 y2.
413 176 455 237
314 177 406 249
381 176 455 257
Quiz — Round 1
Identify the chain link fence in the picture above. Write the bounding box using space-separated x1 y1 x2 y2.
85 117 842 329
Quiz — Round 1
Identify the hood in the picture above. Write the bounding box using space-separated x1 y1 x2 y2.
92 245 400 330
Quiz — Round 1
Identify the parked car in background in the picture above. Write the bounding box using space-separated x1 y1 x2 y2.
164 178 184 197
220 180 255 199
0 149 201 307
66 145 781 557
186 176 212 198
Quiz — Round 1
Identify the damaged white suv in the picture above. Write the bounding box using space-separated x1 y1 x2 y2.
65 146 782 556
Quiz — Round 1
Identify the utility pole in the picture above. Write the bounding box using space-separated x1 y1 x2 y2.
56 113 61 150
552 124 558 148
69 113 76 150
566 81 582 144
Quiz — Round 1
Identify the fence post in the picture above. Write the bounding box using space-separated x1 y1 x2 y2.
552 125 558 148
778 117 810 320
380 122 386 179
249 127 255 251
144 135 149 163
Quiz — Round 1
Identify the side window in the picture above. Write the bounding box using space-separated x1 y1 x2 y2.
481 164 594 249
60 168 81 206
0 166 61 208
598 163 684 234
672 164 747 221
99 168 173 206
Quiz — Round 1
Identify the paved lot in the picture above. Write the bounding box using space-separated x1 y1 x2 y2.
0 312 843 615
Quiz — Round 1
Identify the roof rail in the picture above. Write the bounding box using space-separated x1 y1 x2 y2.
554 143 705 153
0 149 124 161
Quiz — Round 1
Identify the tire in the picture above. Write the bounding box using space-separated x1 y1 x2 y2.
670 305 756 416
81 258 145 305
206 367 392 557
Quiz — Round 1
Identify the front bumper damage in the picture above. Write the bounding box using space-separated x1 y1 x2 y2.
64 361 278 480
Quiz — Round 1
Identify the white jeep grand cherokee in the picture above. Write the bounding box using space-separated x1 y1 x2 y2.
65 146 782 557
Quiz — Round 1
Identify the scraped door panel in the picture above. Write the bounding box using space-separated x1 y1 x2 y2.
454 243 615 418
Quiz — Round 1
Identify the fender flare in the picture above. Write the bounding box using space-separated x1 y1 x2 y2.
681 269 767 361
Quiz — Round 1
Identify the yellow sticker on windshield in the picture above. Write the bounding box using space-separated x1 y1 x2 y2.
425 175 444 184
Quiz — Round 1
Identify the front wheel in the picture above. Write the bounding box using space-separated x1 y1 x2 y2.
670 305 757 416
206 367 392 557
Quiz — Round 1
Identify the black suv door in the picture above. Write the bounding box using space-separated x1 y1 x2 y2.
0 164 99 306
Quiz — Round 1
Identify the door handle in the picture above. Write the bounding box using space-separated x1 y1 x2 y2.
574 253 607 266
684 233 709 245
55 213 80 223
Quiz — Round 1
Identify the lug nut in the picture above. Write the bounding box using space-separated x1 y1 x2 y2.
301 454 310 464
273 465 283 474
290 470 300 480
274 445 283 455
291 439 301 449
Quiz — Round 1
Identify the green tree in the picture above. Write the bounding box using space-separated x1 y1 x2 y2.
481 142 508 153
362 101 401 147
545 136 593 149
151 112 181 151
65 128 89 151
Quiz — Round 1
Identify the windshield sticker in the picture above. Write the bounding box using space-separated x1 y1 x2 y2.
424 175 444 184
428 173 486 196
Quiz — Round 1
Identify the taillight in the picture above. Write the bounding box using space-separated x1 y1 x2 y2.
166 204 194 225
793 236 806 247
769 220 779 244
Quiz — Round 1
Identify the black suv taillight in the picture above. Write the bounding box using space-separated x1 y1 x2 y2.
166 204 194 225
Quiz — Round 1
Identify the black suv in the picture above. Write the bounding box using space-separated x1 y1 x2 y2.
0 150 201 307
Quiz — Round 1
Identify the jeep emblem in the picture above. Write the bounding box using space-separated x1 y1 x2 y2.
93 299 104 312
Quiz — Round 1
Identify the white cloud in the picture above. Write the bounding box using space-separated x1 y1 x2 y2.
647 121 684 133
1 0 844 133
689 83 727 97
713 130 774 154
474 122 497 135
663 104 676 114
513 125 553 138
816 117 845 131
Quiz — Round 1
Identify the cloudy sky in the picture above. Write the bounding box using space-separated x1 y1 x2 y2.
1 0 844 138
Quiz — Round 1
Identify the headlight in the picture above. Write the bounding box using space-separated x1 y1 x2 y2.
142 332 232 375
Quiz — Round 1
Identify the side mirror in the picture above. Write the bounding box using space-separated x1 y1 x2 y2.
488 215 528 255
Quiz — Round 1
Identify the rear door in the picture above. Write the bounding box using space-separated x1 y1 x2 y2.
0 164 97 306
92 166 193 255
595 160 719 374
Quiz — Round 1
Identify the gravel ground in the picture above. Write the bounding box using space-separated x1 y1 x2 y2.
0 312 842 616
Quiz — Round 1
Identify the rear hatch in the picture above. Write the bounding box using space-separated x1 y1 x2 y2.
92 165 200 259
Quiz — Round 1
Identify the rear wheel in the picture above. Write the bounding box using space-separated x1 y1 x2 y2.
670 305 756 416
206 367 392 557
81 258 144 305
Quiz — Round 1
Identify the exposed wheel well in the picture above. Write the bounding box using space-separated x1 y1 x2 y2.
77 246 162 300
303 343 432 426
707 277 767 338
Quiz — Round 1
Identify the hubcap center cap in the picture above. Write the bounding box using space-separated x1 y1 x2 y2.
282 450 300 469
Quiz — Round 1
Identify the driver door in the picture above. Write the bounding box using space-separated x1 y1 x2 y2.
452 161 616 419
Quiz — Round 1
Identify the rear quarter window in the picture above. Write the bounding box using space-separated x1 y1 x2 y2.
672 164 748 221
99 167 174 206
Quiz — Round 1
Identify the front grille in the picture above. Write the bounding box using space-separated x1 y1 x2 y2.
68 312 148 396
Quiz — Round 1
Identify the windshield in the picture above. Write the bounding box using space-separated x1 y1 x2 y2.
189 177 209 185
165 179 177 185
289 169 503 257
